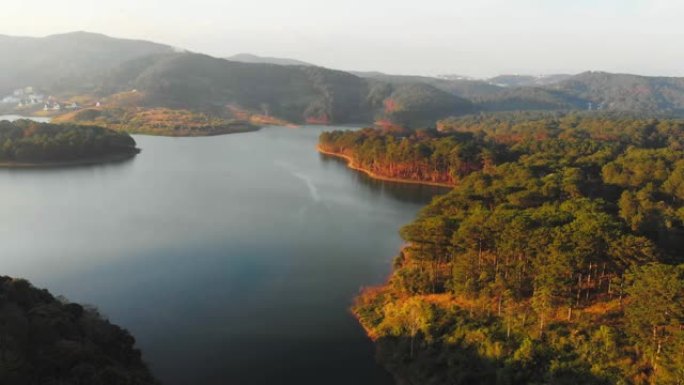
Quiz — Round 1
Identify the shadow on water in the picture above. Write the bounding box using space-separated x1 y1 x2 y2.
0 155 139 174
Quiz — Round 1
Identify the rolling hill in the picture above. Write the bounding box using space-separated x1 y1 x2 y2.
549 71 684 114
225 53 315 67
0 31 473 127
0 31 175 95
94 52 473 126
5 32 684 128
100 52 375 124
476 72 684 115
487 74 573 87
353 71 503 99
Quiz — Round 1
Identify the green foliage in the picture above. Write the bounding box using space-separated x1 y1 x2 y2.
0 276 157 385
59 107 259 136
603 148 680 188
319 128 504 185
347 113 684 385
624 263 684 383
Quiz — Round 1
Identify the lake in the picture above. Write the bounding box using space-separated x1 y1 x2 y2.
0 114 51 122
0 126 446 385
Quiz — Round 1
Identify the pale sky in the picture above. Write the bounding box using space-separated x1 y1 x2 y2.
1 0 683 77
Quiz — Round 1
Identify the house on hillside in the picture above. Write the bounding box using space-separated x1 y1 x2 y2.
8 87 44 107
27 94 43 105
44 100 62 111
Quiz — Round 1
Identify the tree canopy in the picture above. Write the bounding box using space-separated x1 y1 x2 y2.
336 113 684 385
0 276 158 385
0 119 139 164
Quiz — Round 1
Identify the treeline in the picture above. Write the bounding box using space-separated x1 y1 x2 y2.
103 53 473 128
321 113 684 186
438 112 684 147
0 120 139 163
0 276 158 384
55 107 260 136
319 129 505 185
343 113 684 385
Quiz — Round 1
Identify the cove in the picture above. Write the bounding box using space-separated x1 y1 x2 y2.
0 125 446 385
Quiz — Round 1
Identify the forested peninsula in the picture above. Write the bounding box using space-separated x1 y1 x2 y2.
52 107 261 137
0 276 158 384
321 113 684 385
0 120 140 166
318 128 500 186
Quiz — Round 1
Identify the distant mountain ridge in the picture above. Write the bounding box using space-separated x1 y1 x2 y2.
0 31 175 95
98 52 473 125
352 71 502 99
4 31 684 127
487 74 573 87
550 71 684 113
482 71 684 114
0 32 472 126
225 53 315 67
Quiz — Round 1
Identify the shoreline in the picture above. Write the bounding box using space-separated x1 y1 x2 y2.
0 151 139 169
317 146 454 188
119 123 262 137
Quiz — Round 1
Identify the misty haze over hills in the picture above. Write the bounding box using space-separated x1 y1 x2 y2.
225 53 315 67
0 32 174 95
4 31 684 125
3 2 684 383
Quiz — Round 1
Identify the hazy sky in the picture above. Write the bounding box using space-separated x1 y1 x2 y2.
2 0 683 77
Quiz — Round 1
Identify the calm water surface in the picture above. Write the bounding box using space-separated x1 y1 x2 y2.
0 114 51 122
0 126 446 385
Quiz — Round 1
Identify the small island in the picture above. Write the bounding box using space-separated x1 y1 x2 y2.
0 119 140 167
52 107 262 137
0 276 158 384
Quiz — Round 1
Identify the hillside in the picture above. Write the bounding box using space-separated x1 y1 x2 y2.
477 72 684 115
6 32 684 128
0 276 157 384
225 53 315 67
98 52 374 124
0 32 174 95
549 72 684 114
87 52 473 127
355 71 684 116
353 71 503 99
488 74 573 87
476 87 585 111
369 83 474 128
